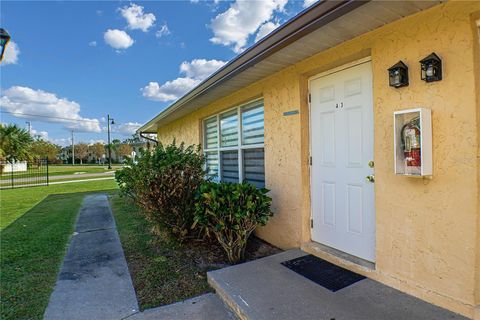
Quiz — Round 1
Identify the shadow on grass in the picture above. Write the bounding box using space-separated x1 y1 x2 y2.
0 188 117 320
0 179 119 230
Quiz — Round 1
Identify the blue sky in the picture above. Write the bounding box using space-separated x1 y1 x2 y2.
0 0 311 146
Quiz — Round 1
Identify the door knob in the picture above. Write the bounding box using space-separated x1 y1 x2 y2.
366 175 375 183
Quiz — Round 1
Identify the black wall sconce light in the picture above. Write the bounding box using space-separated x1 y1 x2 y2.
420 52 442 82
388 61 409 88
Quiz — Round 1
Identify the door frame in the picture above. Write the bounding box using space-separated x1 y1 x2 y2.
307 56 375 259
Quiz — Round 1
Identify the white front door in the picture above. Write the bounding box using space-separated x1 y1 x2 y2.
310 61 375 262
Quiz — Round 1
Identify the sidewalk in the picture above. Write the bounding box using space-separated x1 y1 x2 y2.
44 193 234 320
44 194 139 320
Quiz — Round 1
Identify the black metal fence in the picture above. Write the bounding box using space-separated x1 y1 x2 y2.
0 159 49 189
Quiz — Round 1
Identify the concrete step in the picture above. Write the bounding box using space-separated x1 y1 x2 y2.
125 293 237 320
207 249 468 320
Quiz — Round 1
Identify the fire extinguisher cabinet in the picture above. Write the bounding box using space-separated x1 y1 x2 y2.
393 108 432 176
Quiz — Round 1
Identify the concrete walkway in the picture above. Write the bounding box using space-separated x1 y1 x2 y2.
44 194 139 320
44 193 234 320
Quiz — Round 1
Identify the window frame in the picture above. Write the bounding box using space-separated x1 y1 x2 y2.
203 97 265 184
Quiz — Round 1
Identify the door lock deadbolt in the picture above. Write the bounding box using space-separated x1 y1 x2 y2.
368 160 374 168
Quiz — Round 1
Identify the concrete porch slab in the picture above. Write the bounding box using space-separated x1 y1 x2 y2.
208 249 468 320
126 293 237 320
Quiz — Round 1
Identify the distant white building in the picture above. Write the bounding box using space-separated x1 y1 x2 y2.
3 161 27 172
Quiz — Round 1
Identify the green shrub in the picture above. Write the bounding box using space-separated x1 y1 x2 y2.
193 181 273 264
115 141 205 241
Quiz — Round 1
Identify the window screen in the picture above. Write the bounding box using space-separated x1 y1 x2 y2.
220 110 238 147
242 103 264 145
221 151 239 183
205 151 219 180
243 148 265 188
204 116 218 149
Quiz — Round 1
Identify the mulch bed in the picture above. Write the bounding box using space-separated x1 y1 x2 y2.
184 235 282 271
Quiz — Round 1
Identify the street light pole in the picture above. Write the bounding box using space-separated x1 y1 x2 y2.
107 114 114 169
71 130 75 165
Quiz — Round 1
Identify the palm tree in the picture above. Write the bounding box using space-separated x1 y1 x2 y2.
0 124 33 174
0 124 33 163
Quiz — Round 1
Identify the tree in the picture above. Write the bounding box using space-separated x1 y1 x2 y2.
0 124 33 163
117 143 133 160
75 143 89 164
110 139 121 162
90 142 105 163
30 139 61 162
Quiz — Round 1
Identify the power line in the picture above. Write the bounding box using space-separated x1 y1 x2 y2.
0 110 102 123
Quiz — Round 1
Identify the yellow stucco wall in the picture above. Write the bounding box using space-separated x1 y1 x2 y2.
157 2 480 318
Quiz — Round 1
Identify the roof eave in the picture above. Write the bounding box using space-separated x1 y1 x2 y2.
137 0 369 134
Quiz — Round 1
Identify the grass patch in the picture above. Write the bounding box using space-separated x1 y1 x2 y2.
0 189 116 320
110 194 281 310
0 179 118 230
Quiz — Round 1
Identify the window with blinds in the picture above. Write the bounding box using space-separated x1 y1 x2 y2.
205 151 219 180
221 151 239 183
202 99 265 188
242 103 264 145
243 148 265 188
204 117 218 149
220 110 239 147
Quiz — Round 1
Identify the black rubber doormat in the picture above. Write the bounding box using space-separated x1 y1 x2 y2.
281 255 366 292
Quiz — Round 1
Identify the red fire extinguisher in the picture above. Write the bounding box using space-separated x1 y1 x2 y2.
401 117 421 167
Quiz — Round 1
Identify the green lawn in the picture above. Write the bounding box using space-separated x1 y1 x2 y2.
1 165 122 181
0 179 118 230
47 165 122 175
0 176 115 189
0 180 118 320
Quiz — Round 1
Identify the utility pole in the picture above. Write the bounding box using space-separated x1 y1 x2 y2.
107 114 114 170
71 130 75 165
26 121 31 135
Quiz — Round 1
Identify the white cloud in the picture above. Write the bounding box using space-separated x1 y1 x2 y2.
119 3 156 32
89 139 106 145
179 59 226 80
141 78 200 102
51 138 70 147
0 86 101 133
156 23 171 38
104 29 134 50
255 21 279 42
114 122 143 136
303 0 318 8
141 59 226 102
3 41 20 65
30 126 49 140
89 41 97 47
209 0 287 53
